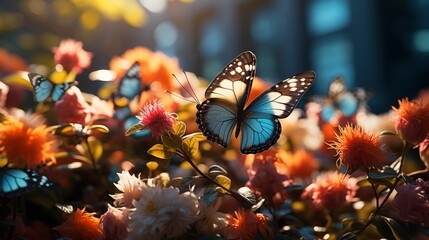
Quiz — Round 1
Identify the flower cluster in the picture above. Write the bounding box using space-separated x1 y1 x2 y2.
1 38 429 240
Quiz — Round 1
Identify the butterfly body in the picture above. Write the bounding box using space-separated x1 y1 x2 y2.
28 73 77 102
196 51 315 154
0 168 54 197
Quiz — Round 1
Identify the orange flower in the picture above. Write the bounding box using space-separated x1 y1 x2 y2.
0 48 27 74
330 124 385 172
137 99 177 137
53 208 102 240
225 209 272 240
53 39 92 74
109 46 181 91
276 149 319 180
302 171 358 211
0 117 56 168
392 98 429 145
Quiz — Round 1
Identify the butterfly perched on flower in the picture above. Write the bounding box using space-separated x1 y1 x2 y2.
196 51 315 154
316 76 370 122
28 73 77 102
0 168 54 198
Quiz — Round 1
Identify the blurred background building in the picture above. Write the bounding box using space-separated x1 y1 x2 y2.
1 0 428 113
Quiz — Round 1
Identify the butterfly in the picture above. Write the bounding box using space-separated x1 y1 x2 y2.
318 76 370 122
28 73 77 102
196 51 315 154
0 168 54 198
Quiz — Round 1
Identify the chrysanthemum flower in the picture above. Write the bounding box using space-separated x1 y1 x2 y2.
109 46 181 91
137 100 177 137
99 204 129 240
330 124 386 172
301 171 358 211
392 98 429 145
276 149 319 180
0 117 56 168
128 187 198 240
195 200 227 236
225 209 272 240
53 39 92 74
53 208 101 240
246 149 291 199
110 170 144 208
54 86 92 125
392 178 429 227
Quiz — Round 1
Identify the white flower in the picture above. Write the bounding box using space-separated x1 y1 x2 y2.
128 186 199 240
110 170 144 208
195 199 227 236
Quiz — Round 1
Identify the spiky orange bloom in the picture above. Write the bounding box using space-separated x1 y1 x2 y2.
276 149 319 180
109 46 181 91
53 208 101 240
302 171 358 210
225 209 272 240
393 98 429 145
0 117 56 168
330 124 385 172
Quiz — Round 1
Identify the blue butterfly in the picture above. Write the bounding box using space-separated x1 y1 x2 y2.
318 77 369 122
0 168 54 198
196 51 315 154
28 73 77 102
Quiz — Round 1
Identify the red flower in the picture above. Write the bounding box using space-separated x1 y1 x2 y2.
302 171 358 211
392 98 429 145
330 124 386 172
225 209 272 240
54 86 92 125
53 39 92 74
137 99 177 137
392 179 429 227
53 208 102 240
246 149 291 199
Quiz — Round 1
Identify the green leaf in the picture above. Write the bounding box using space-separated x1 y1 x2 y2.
172 121 186 136
368 166 398 179
215 175 231 194
380 216 411 240
161 133 183 149
208 165 228 176
125 123 145 136
183 132 206 141
182 136 199 157
284 184 305 191
90 124 109 133
147 144 175 159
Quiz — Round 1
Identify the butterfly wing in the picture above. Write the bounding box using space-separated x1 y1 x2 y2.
196 51 256 148
28 73 76 102
117 62 142 100
0 168 54 198
239 71 316 154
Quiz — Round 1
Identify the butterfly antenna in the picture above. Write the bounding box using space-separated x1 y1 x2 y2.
165 90 197 104
172 73 200 104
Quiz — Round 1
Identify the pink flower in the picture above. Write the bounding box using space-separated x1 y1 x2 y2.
302 171 358 211
99 204 129 240
392 179 429 227
53 39 92 74
392 98 429 145
137 100 177 137
54 86 92 125
246 150 291 199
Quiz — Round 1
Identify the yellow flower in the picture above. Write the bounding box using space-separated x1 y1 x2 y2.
0 117 56 168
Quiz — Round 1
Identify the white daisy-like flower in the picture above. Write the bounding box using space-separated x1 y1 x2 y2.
195 199 227 236
128 186 199 240
110 170 144 208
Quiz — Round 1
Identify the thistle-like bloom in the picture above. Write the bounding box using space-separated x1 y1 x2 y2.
110 170 144 208
0 117 56 168
99 204 129 240
330 124 386 172
53 39 92 74
54 86 92 125
276 149 319 180
137 100 177 137
392 98 429 145
225 209 272 240
301 171 358 211
53 208 101 240
128 186 198 240
392 179 429 227
246 149 291 199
